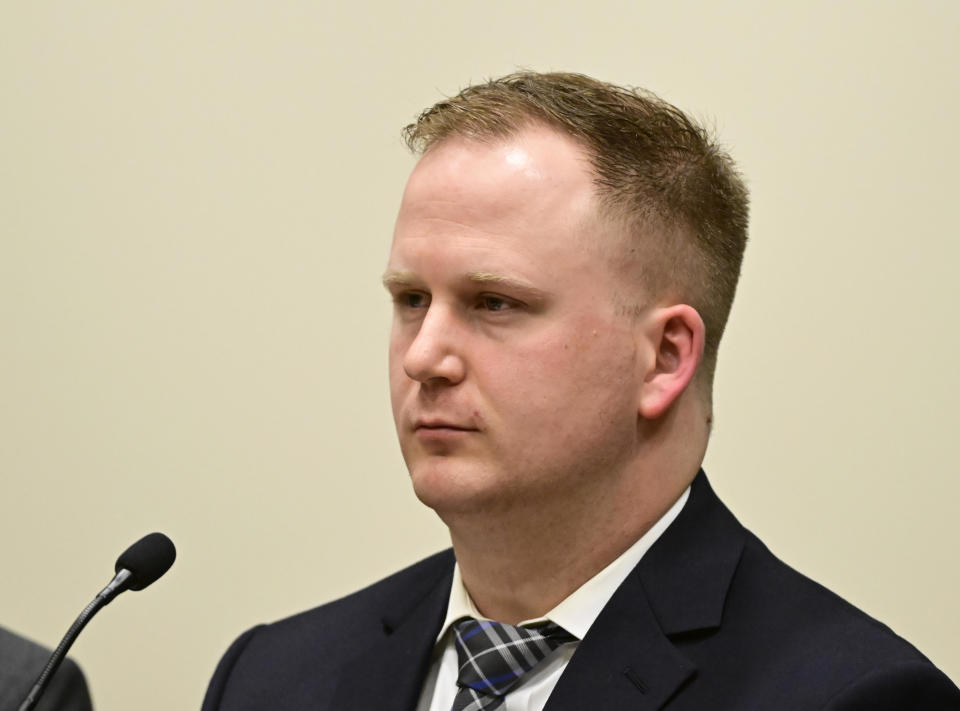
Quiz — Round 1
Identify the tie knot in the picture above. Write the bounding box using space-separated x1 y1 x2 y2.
451 618 575 711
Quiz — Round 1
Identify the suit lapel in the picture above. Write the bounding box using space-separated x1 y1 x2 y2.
545 570 696 710
329 554 454 711
636 471 746 637
547 471 745 711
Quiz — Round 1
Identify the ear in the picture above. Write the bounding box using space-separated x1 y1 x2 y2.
637 305 705 420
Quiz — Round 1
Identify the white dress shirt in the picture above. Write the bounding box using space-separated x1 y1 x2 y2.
416 487 690 711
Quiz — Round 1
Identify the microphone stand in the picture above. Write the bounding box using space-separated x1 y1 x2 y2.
18 569 132 711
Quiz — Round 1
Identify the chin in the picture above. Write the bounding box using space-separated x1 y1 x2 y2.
408 458 509 517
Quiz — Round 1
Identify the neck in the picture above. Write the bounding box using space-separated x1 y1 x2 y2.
445 400 707 624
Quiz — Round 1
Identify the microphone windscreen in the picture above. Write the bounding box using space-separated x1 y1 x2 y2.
114 532 177 591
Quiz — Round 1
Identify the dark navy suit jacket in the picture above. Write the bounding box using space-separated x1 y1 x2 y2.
201 473 960 710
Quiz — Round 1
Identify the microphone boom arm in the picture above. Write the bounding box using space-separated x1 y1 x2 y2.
17 531 174 711
18 568 132 711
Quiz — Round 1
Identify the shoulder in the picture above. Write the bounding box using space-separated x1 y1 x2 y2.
648 473 958 706
734 530 928 661
245 548 453 652
201 549 454 711
712 530 959 706
822 659 960 709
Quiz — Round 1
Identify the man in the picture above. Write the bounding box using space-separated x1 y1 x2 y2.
201 72 960 710
0 625 94 711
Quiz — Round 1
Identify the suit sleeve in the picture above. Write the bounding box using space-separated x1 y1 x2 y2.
823 659 960 710
201 626 265 711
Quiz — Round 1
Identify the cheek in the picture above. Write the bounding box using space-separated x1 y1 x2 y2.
494 328 635 418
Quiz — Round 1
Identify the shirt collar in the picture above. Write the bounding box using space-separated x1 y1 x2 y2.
436 485 691 642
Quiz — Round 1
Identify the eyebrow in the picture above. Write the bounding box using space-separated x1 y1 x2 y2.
381 269 545 298
465 272 541 293
381 270 419 289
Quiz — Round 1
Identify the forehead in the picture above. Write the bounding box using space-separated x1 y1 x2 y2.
395 127 600 245
387 126 640 310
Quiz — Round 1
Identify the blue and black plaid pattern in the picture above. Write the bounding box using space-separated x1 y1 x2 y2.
451 618 576 711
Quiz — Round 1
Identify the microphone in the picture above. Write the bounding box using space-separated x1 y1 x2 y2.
18 532 176 711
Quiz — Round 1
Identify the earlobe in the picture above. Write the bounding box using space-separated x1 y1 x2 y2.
637 305 705 420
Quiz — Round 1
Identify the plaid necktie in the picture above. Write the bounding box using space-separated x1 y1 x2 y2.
451 618 576 711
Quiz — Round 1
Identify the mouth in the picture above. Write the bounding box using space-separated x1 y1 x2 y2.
415 422 477 432
412 419 479 435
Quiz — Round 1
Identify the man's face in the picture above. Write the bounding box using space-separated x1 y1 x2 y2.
385 126 648 517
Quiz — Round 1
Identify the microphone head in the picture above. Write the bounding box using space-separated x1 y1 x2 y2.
114 532 176 591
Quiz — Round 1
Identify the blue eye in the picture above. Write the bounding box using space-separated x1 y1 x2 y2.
479 295 516 311
396 292 429 309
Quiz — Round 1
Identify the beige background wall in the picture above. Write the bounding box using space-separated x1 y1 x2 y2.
2 1 957 708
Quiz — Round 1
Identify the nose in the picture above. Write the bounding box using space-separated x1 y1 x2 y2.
402 305 466 385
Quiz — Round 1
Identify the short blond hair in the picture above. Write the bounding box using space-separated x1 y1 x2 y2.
403 71 749 392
